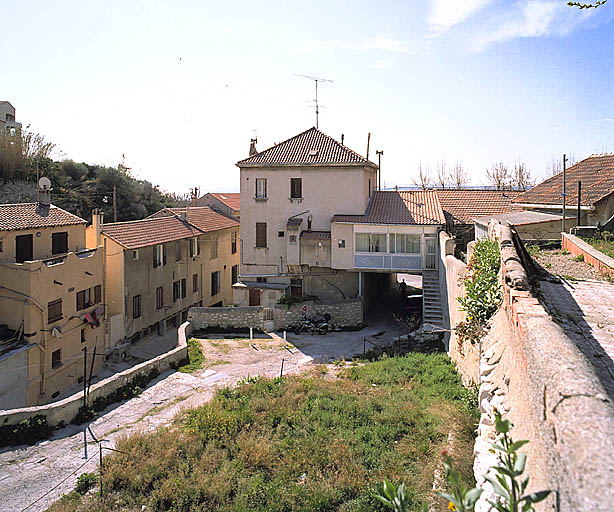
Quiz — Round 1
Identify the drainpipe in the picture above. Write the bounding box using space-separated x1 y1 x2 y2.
577 181 582 227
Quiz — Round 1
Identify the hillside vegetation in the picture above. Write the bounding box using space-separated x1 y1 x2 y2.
50 353 478 512
0 128 185 221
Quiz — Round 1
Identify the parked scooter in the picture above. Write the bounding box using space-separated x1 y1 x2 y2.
294 312 331 335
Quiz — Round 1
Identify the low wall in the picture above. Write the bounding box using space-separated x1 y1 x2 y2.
472 223 614 511
439 231 479 385
0 322 190 429
188 298 363 331
562 232 614 279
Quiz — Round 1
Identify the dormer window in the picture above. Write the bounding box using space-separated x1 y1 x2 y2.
308 149 319 157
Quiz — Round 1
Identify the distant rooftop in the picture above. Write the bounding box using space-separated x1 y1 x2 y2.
472 210 573 227
237 127 377 168
209 192 240 211
435 189 521 224
0 203 86 231
147 206 239 233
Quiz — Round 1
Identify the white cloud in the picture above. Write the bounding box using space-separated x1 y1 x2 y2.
298 37 421 55
429 0 493 34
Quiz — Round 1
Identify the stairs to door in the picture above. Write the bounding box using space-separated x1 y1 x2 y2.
422 270 443 328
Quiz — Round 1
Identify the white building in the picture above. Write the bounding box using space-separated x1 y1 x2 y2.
0 101 22 135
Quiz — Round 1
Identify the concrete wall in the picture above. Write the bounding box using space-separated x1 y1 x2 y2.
189 298 363 331
562 233 614 279
0 345 32 409
0 322 190 428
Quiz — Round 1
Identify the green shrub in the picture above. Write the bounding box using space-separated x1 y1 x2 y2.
0 414 53 447
572 253 584 262
277 293 305 305
178 338 205 373
74 472 98 495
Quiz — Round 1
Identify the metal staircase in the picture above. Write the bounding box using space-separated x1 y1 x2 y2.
422 270 443 328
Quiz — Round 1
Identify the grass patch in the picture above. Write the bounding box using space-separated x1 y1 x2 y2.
51 353 478 512
178 338 206 373
582 237 614 260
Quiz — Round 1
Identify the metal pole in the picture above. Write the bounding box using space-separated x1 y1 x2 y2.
562 154 567 234
83 428 88 459
113 186 118 223
376 150 383 191
99 445 103 501
577 181 582 227
315 80 319 129
82 346 87 407
280 358 285 378
87 346 97 398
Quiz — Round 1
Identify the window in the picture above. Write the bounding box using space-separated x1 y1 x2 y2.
156 286 164 309
290 178 302 199
210 236 218 260
175 241 182 261
232 264 239 285
153 244 165 267
231 231 237 254
338 239 346 248
278 231 285 237
255 178 267 199
0 240 3 252
51 349 62 369
48 299 62 324
390 234 420 254
132 250 139 260
80 328 86 344
94 285 102 304
51 232 68 255
193 273 199 293
189 237 200 257
356 233 386 252
181 278 187 298
256 222 267 248
290 278 303 297
173 280 180 302
133 295 142 318
211 271 220 296
76 289 91 311
368 178 372 197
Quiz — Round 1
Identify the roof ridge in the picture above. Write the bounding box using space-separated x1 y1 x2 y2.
103 214 204 231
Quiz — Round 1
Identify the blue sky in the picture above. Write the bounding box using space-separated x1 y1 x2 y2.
4 1 614 193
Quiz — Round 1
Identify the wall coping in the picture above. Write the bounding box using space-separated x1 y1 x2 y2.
563 232 614 270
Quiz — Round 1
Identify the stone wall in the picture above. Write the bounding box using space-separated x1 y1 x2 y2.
563 232 614 279
439 231 479 385
471 222 614 511
188 298 363 331
0 322 190 429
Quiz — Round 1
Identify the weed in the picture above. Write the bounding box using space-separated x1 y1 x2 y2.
179 338 206 373
0 414 52 448
572 253 584 262
74 472 98 494
561 248 570 255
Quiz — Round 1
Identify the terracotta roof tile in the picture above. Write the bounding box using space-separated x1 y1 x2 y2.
513 154 614 207
102 216 204 250
332 190 445 225
300 230 331 240
0 203 86 231
435 189 521 224
237 127 377 167
149 207 239 232
209 193 240 211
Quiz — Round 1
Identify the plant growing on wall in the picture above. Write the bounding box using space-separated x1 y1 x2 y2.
456 239 502 343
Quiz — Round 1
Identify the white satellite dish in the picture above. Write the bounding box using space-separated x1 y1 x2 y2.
38 177 52 190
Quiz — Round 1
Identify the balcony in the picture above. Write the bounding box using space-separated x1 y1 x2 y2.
354 253 422 271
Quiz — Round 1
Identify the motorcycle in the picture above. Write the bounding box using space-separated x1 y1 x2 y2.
294 312 330 335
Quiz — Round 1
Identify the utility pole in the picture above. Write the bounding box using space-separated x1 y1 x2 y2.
376 150 383 191
82 346 87 407
562 154 568 234
113 186 118 223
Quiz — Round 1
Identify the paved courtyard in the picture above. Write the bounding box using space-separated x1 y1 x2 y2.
539 278 614 399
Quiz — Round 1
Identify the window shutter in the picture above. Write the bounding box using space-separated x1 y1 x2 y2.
256 223 267 248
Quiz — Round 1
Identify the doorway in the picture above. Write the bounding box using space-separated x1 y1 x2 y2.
424 235 437 270
248 288 261 306
16 234 33 263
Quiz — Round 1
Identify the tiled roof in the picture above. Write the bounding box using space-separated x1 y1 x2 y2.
0 203 86 231
236 127 377 167
513 154 614 207
149 207 239 233
102 216 204 250
287 218 303 227
300 230 332 240
472 210 572 226
332 190 445 225
435 189 521 224
209 193 240 211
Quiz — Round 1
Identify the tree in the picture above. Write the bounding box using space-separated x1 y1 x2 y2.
413 162 431 190
436 160 449 188
486 162 510 190
545 153 576 177
512 161 533 191
568 0 607 8
451 161 468 189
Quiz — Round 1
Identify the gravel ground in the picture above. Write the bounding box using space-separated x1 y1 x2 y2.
533 249 609 281
0 325 397 512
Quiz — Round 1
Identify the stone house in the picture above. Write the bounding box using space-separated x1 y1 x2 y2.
0 100 22 135
0 201 104 408
195 192 240 218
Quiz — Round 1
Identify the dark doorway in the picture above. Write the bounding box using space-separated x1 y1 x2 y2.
15 234 33 263
249 288 261 306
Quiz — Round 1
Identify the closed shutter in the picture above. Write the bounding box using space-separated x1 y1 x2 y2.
256 223 267 248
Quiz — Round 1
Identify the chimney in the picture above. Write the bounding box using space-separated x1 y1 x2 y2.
92 209 103 247
249 137 258 156
341 134 345 145
38 177 52 206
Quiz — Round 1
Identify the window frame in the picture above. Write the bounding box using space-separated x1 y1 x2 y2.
210 235 218 260
192 273 199 293
211 270 220 296
156 286 164 310
51 231 69 255
255 177 268 199
181 278 187 298
231 231 237 254
355 233 387 253
48 299 63 324
133 294 142 318
231 264 239 285
51 349 62 369
173 280 180 302
255 222 267 248
290 178 302 199
390 234 421 254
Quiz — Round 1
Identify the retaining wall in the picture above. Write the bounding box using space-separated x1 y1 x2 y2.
0 322 190 429
188 298 363 331
474 223 614 511
562 232 614 279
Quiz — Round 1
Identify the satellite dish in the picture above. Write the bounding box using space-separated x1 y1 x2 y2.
38 177 52 190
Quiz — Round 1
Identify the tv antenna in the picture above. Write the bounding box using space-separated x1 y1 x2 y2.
296 74 333 129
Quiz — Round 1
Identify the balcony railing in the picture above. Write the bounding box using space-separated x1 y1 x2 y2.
354 253 422 271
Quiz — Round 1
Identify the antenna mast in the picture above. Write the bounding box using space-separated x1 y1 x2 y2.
296 74 333 129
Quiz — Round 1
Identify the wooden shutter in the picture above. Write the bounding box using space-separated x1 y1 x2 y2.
256 223 267 248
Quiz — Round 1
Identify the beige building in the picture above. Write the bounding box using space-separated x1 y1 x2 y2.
235 128 445 322
0 201 104 408
195 192 240 218
90 207 239 347
0 101 22 135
